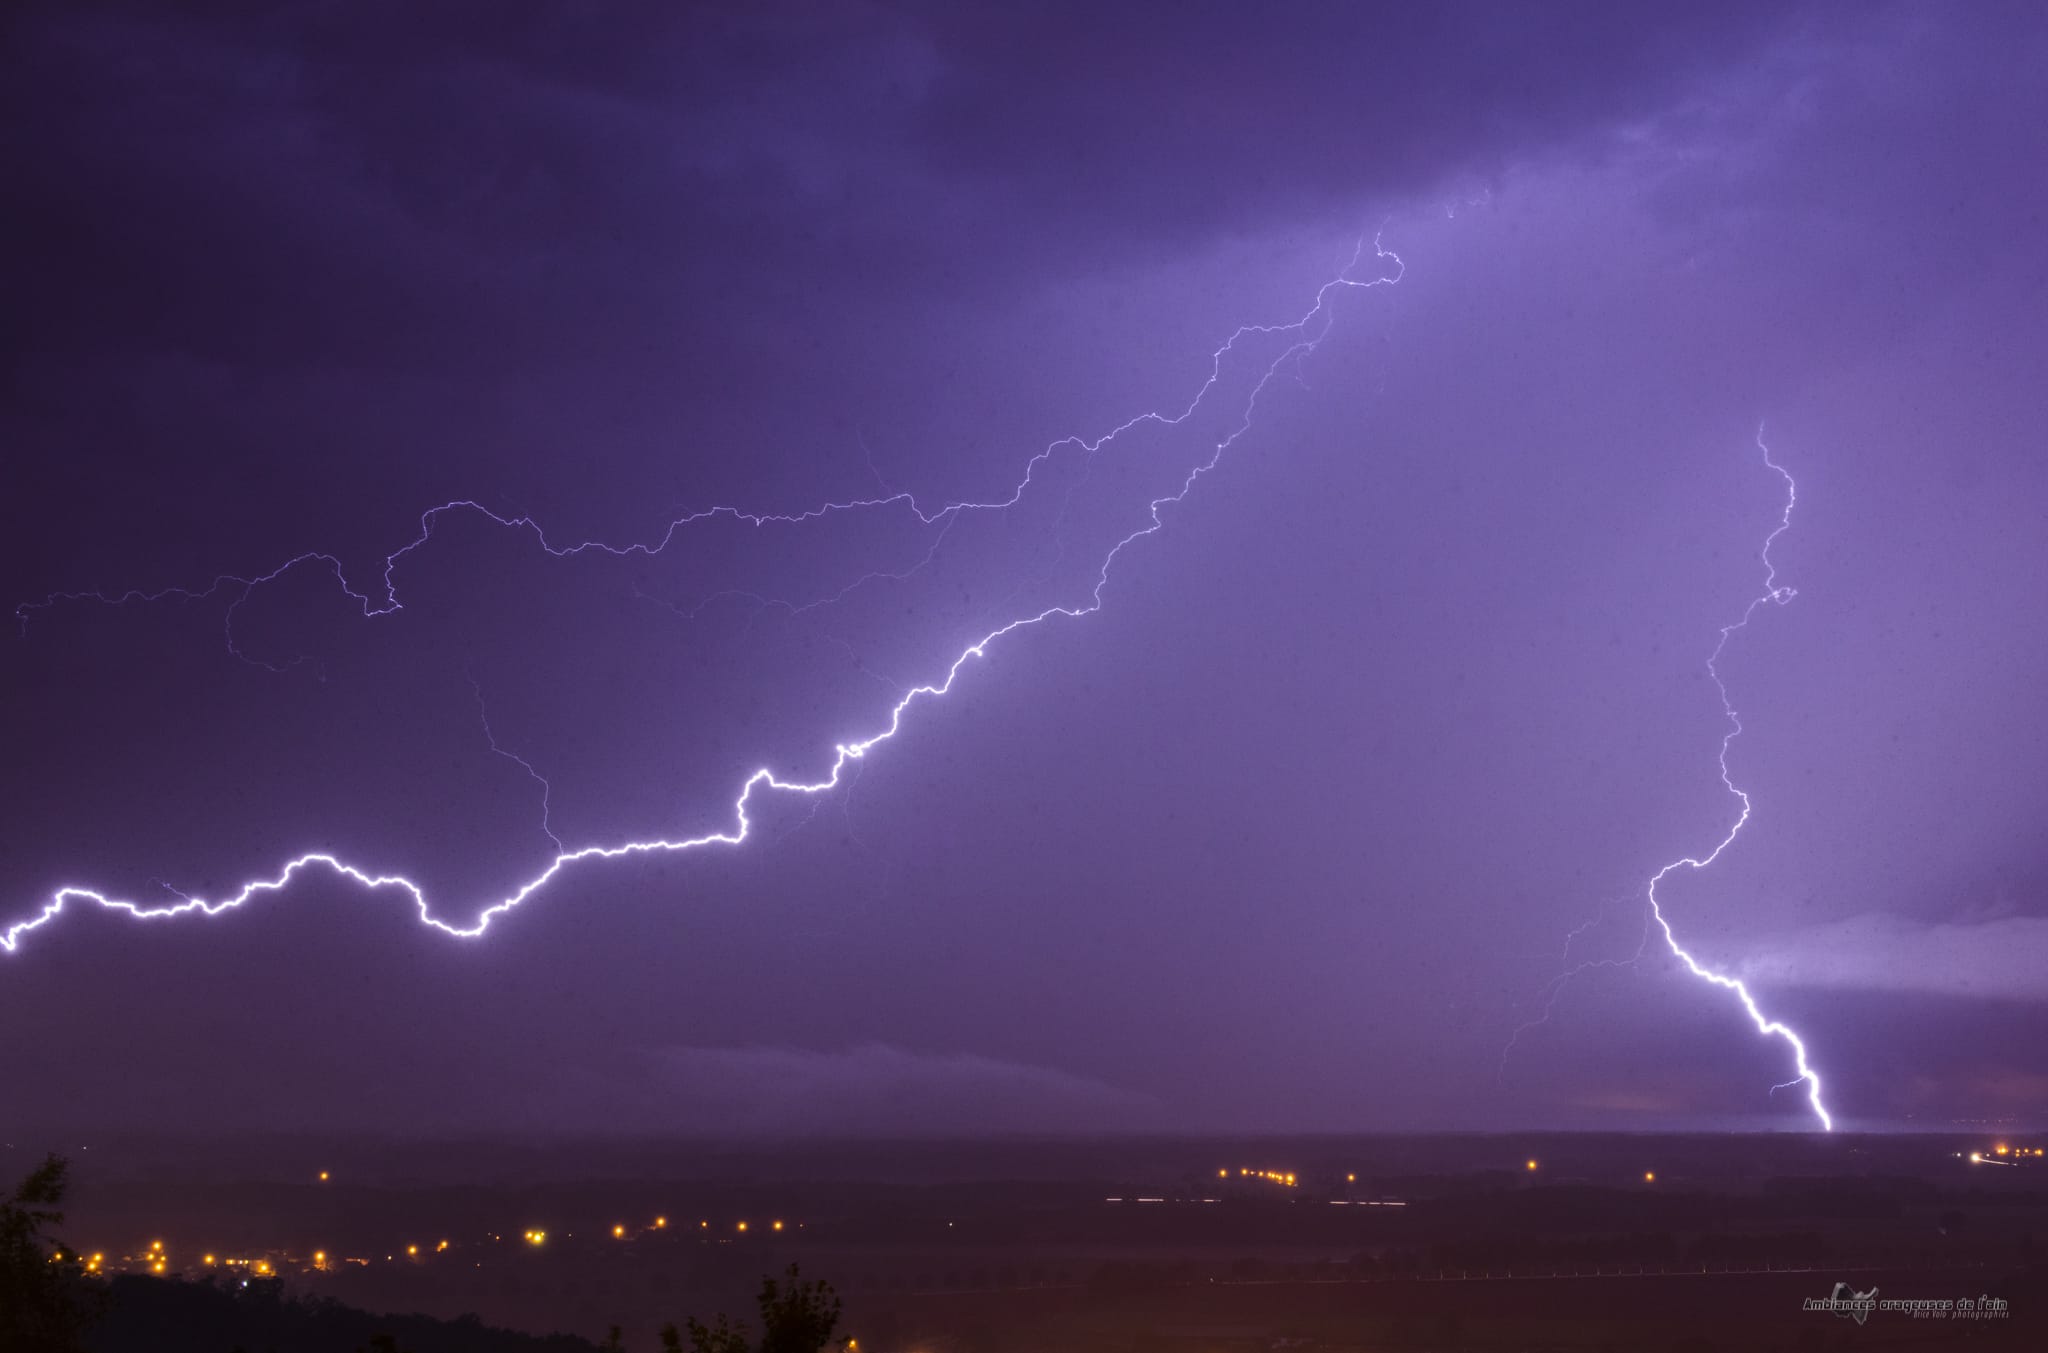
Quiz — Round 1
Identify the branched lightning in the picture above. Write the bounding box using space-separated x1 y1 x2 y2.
1503 431 1832 1131
2 232 1404 954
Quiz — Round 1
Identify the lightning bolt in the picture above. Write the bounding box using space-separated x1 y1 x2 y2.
1504 431 1833 1131
2 231 1404 954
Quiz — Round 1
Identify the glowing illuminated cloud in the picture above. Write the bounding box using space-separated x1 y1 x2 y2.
3 232 1404 953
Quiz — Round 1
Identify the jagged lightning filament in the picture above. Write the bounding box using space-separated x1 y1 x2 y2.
1506 432 1832 1131
1642 433 1831 1131
3 233 1404 955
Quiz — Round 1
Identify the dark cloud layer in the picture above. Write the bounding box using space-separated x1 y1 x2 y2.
4 2 1794 492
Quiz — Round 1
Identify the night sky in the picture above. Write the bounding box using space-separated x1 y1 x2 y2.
5 2 2046 1137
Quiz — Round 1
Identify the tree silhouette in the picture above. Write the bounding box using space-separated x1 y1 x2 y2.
0 1154 91 1353
660 1264 846 1353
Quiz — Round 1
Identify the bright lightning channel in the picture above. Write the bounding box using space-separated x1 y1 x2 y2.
3 233 1404 955
1507 431 1832 1131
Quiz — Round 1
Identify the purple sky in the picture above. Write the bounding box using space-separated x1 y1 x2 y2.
4 1 2046 1136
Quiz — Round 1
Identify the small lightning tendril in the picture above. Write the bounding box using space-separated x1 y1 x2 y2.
1503 431 1832 1131
3 232 1404 955
468 674 562 855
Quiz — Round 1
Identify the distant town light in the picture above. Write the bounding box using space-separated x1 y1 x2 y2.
613 1225 626 1239
1643 1171 1656 1183
1525 1159 1539 1172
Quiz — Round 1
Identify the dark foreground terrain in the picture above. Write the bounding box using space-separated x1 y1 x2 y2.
14 1132 2046 1350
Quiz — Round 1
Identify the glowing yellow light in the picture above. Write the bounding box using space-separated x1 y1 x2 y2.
1970 1151 1983 1163
1218 1169 1227 1178
1347 1173 1356 1182
204 1253 216 1265
318 1171 329 1182
91 1253 104 1264
1525 1159 1539 1172
655 1216 667 1228
737 1221 749 1232
150 1239 163 1251
1996 1144 2010 1155
407 1244 419 1257
1644 1171 1656 1183
152 1260 165 1274
314 1250 326 1265
613 1225 626 1239
526 1230 546 1246
436 1240 449 1252
700 1220 709 1229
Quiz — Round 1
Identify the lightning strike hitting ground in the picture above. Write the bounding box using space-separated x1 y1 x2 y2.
1505 433 1833 1131
2 233 1404 955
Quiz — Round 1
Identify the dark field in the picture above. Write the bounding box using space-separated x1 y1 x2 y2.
23 1132 2047 1351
